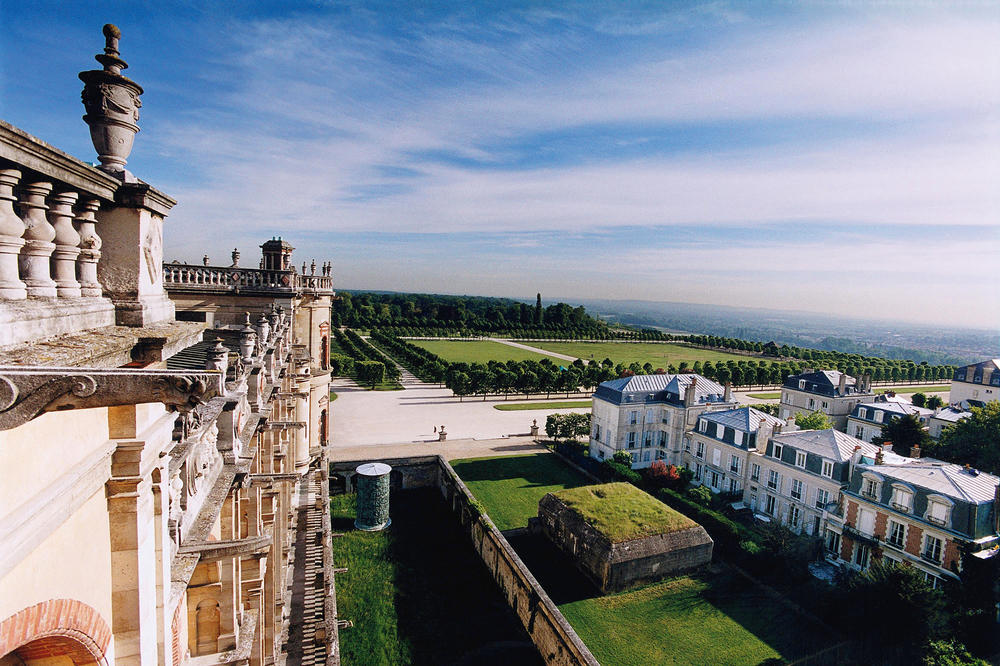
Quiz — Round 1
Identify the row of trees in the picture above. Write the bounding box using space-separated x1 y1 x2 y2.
331 329 401 387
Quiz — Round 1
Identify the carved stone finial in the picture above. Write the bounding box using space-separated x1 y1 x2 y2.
79 24 143 179
202 254 210 266
231 248 240 267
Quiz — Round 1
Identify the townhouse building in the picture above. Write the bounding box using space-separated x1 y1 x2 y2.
837 460 1000 588
589 374 736 469
779 369 874 431
950 359 1000 408
846 395 933 443
928 406 972 440
753 429 880 538
682 407 785 498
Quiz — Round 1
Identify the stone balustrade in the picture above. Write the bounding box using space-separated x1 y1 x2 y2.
163 262 334 295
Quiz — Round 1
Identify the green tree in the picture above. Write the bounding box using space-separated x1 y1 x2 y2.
355 360 385 389
926 395 945 409
911 392 927 408
927 402 1000 475
612 449 633 466
873 413 932 456
534 292 543 325
922 640 989 666
794 410 833 430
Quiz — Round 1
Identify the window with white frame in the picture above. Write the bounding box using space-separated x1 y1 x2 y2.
710 470 721 489
729 455 741 475
859 407 868 419
751 463 760 481
826 530 841 554
627 432 637 449
699 419 707 432
822 460 834 478
861 476 880 500
926 497 952 526
887 520 905 548
764 494 776 515
858 508 876 536
815 488 829 509
735 431 744 447
795 451 807 468
683 436 690 452
629 411 638 425
712 448 721 466
767 469 780 490
798 379 806 390
659 431 668 447
790 479 803 501
854 543 870 569
643 450 651 462
874 410 884 423
855 425 864 438
727 478 741 494
773 443 783 460
644 431 653 447
922 534 943 563
696 441 704 459
891 485 913 512
789 504 801 528
808 398 815 408
923 572 941 589
822 401 829 409
661 412 670 425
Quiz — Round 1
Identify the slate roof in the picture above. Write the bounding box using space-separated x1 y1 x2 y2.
703 407 784 433
783 369 870 396
850 399 933 424
858 461 1000 504
931 407 972 424
593 373 728 406
771 428 879 463
953 359 1000 385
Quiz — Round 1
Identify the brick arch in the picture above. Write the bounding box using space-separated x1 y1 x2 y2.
0 599 111 665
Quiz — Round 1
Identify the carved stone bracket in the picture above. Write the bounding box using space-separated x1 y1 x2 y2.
0 367 223 430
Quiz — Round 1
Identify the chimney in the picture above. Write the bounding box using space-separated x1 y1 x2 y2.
851 445 863 466
875 448 884 465
784 413 798 432
910 444 921 459
757 420 773 449
838 373 847 395
684 377 697 408
724 381 732 402
863 374 872 392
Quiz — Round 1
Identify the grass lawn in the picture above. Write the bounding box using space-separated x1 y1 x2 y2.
450 453 592 530
493 400 591 411
530 341 749 367
747 392 781 399
876 384 949 394
410 339 564 364
330 489 541 666
551 483 695 542
559 570 835 666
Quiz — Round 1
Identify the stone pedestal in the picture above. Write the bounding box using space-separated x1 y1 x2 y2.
48 190 82 298
354 463 391 531
96 183 176 326
18 181 57 298
0 169 27 299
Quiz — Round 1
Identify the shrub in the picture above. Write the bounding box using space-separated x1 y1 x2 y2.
603 460 640 484
612 449 634 466
686 485 712 506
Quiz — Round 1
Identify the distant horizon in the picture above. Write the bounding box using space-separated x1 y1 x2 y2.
4 2 998 329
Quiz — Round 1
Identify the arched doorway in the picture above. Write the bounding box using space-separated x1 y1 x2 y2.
0 599 110 666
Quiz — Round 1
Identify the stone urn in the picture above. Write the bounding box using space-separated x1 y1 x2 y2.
78 24 143 179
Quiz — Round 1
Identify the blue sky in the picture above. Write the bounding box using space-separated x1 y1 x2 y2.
2 1 998 328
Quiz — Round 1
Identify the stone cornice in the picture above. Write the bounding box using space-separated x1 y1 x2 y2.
114 181 176 216
0 367 224 430
0 120 120 201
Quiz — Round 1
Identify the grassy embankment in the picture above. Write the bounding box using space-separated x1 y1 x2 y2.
451 452 837 666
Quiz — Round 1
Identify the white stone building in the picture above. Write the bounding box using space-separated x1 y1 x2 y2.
589 374 736 469
779 369 875 431
949 359 1000 408
846 395 933 443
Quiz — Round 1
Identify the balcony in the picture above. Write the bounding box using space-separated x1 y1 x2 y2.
164 263 334 296
921 550 943 564
842 524 880 547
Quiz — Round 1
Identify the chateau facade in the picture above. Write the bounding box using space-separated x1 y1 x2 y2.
0 26 336 666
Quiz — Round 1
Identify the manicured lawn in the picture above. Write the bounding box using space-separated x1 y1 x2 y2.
530 341 749 367
559 570 835 665
330 489 541 666
747 392 781 399
450 453 592 530
876 384 949 394
411 339 563 364
493 400 591 411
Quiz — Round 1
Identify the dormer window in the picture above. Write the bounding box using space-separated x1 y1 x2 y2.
798 379 806 390
795 451 807 468
860 473 882 500
874 410 884 423
699 419 707 433
822 460 834 478
772 443 783 460
890 484 913 513
859 407 868 419
925 495 953 527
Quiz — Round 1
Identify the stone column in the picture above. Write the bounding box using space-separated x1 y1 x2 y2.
294 371 310 474
75 198 104 297
18 181 57 298
0 169 27 299
48 190 82 298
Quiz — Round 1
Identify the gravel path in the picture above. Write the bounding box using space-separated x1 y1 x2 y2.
494 339 581 362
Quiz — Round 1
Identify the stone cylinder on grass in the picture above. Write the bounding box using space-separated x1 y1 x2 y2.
354 462 392 531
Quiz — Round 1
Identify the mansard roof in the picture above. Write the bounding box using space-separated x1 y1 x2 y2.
594 373 727 406
953 359 1000 386
850 398 933 423
858 461 999 504
772 428 878 463
702 407 784 433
